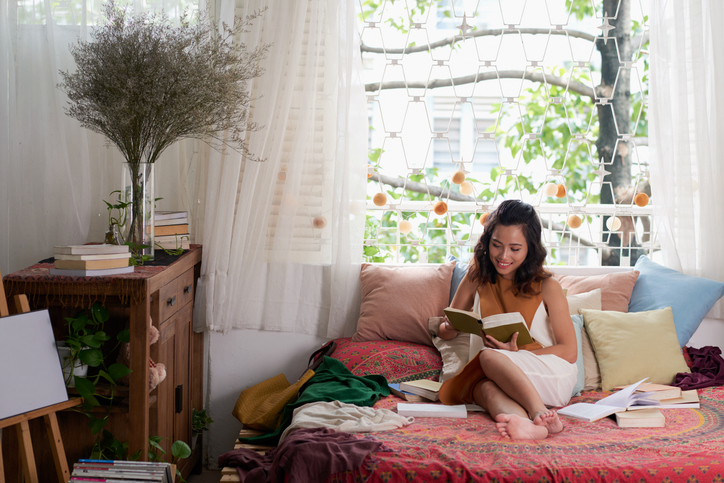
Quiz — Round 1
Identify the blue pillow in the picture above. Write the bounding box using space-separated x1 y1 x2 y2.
446 254 469 304
570 314 585 397
629 255 724 347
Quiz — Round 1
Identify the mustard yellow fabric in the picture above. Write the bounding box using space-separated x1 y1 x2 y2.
232 369 315 431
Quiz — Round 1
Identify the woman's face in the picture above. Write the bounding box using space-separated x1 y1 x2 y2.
488 224 528 280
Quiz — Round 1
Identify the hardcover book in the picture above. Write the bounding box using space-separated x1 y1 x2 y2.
54 258 130 270
388 383 431 402
615 408 665 428
398 379 443 402
444 308 534 346
54 244 130 255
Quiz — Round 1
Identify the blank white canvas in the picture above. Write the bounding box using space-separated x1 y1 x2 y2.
0 310 68 420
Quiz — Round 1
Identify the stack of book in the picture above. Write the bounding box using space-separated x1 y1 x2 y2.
397 379 443 402
51 245 133 277
154 211 190 250
70 459 173 482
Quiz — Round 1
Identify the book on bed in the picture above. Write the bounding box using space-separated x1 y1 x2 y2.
443 308 534 346
389 383 432 402
614 383 682 401
615 408 665 428
397 403 467 418
558 378 660 422
398 379 442 401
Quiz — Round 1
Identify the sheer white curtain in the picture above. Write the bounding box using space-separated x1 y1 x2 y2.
650 0 724 316
0 0 198 277
193 0 367 336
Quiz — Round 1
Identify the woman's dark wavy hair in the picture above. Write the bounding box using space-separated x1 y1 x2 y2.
468 199 551 296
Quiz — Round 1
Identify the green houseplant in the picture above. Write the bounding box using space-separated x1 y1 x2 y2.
58 0 269 261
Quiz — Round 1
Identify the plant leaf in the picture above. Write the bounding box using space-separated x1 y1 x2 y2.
89 417 108 434
79 348 104 367
74 377 99 406
109 363 132 381
172 440 192 459
117 329 131 343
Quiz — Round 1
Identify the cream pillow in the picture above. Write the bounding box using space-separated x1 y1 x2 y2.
564 289 603 391
580 307 691 391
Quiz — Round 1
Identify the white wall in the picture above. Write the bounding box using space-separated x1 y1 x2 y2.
202 329 328 469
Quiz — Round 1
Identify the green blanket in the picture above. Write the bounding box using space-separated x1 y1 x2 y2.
238 356 390 446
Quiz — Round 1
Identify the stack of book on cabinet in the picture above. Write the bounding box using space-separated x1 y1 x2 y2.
69 459 173 482
52 245 133 277
154 211 190 250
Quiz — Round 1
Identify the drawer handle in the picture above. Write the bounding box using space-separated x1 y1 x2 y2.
175 384 183 413
184 284 193 294
167 296 177 307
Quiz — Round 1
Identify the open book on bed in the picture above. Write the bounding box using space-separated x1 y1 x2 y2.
558 378 660 422
443 308 534 346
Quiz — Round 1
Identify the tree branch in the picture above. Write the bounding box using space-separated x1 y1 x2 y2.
365 70 595 99
361 28 597 55
370 172 600 249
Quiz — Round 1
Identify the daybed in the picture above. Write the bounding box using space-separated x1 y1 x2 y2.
220 256 724 482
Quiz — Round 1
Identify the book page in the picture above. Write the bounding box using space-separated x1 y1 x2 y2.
595 378 649 408
481 312 525 328
557 402 621 422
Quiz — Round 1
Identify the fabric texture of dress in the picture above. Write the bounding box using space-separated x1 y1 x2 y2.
452 277 577 408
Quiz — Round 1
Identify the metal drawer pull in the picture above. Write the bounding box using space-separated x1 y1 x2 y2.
184 284 193 294
167 295 177 306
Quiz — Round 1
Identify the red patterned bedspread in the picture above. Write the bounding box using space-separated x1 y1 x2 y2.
341 386 724 483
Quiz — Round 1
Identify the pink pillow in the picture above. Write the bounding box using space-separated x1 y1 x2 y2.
555 271 640 312
353 262 455 347
330 337 442 383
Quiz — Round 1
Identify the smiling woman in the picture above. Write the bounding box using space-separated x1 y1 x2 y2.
436 200 578 440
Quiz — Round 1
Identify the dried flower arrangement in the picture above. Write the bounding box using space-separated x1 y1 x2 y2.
58 0 269 258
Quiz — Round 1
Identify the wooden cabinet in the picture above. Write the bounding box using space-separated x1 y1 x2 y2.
2 246 203 480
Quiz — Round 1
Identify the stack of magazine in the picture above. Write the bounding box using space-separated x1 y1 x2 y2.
69 459 173 482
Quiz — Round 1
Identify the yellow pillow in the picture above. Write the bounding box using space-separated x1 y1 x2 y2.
579 307 690 391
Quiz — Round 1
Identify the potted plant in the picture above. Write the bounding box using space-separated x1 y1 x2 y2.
58 0 269 261
57 304 112 387
191 408 214 449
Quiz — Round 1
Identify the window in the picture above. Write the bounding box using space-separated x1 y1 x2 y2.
360 0 653 267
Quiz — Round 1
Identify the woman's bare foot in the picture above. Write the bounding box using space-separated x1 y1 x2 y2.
495 413 548 440
532 410 563 435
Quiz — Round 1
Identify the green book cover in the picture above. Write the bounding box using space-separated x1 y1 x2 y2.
444 308 534 346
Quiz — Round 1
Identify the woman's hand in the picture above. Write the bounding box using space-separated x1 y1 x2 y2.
484 332 519 352
437 318 460 340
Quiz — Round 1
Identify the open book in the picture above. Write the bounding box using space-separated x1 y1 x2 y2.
443 308 534 346
557 378 660 422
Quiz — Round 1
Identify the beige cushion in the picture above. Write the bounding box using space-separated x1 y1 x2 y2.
428 316 470 382
352 262 455 347
555 271 640 312
580 307 691 391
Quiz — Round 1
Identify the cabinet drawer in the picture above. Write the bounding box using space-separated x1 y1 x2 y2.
178 268 195 308
158 276 180 322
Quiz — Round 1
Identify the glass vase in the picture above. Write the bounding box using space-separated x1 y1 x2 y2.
122 162 155 261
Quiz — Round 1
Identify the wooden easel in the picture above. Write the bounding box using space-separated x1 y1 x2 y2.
0 270 82 483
